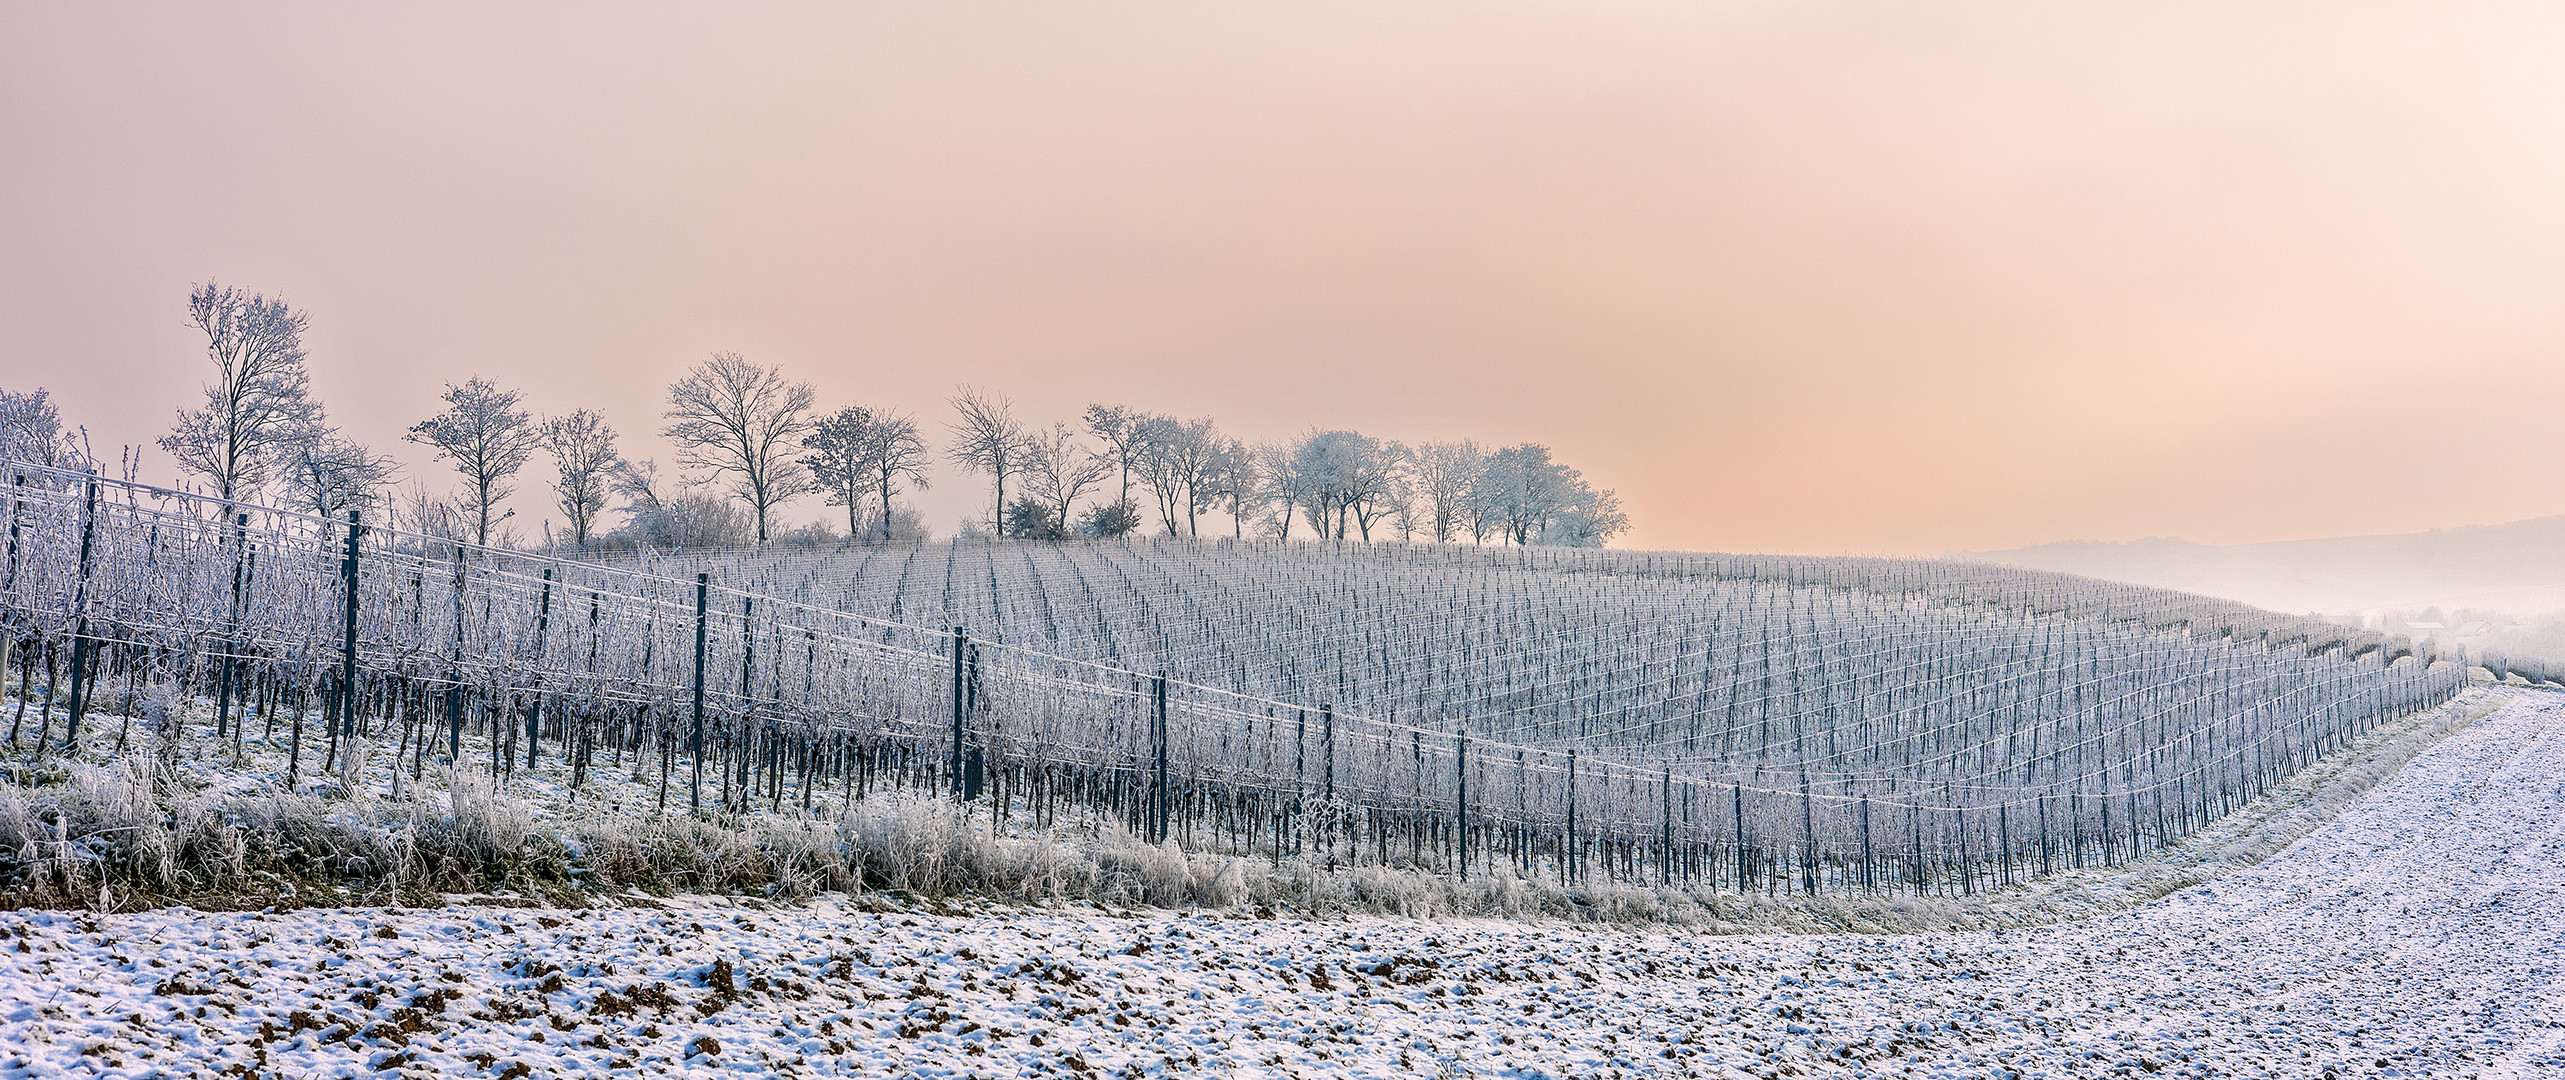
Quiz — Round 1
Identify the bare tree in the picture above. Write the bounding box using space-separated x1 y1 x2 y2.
1083 403 1150 514
160 283 322 504
1473 443 1623 546
541 409 623 548
1133 414 1179 533
0 388 89 474
1542 482 1629 547
1206 438 1259 539
1288 432 1339 539
612 458 670 520
1289 429 1395 540
1253 440 1309 540
663 352 816 546
1345 439 1408 542
281 432 398 523
1137 415 1222 536
1021 422 1110 532
856 409 931 543
1407 440 1487 543
1374 448 1419 542
1463 461 1504 544
801 406 877 540
407 377 539 547
802 404 932 542
946 386 1027 538
1477 443 1557 545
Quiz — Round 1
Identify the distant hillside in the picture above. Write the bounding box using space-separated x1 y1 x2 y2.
1960 517 2565 619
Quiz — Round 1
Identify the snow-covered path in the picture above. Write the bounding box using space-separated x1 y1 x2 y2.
4 691 2562 1080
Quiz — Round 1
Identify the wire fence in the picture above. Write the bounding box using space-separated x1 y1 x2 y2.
0 462 2470 895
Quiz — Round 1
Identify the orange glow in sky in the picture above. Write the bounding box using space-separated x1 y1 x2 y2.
5 2 2563 553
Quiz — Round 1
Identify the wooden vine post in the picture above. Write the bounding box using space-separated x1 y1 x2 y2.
950 626 967 799
1151 672 1169 844
1660 765 1673 887
1565 748 1579 885
1455 730 1469 879
446 545 465 764
59 474 97 750
690 573 708 812
216 512 247 738
338 510 363 757
526 565 552 769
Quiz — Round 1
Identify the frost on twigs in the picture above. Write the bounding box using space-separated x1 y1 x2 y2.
0 687 2509 926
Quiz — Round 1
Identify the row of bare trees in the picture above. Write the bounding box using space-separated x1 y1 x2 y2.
934 393 1624 546
1027 405 1627 546
49 281 1625 552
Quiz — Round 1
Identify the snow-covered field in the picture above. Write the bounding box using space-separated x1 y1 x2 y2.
4 692 2561 1079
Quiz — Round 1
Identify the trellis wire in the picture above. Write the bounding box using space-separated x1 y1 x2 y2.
0 462 2476 896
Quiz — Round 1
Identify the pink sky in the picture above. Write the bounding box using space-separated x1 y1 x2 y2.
4 1 2563 554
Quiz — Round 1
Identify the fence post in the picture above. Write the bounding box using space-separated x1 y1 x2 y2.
1660 765 1673 887
1800 770 1817 895
1859 794 1873 894
1456 730 1469 879
950 627 967 799
690 573 707 812
1152 672 1169 844
338 510 363 757
1911 802 1927 894
1953 786 1970 895
1565 749 1579 885
1293 708 1306 857
741 595 756 701
1998 800 2013 887
1732 781 1747 890
60 475 98 751
964 641 981 804
448 546 465 763
2037 793 2051 877
217 512 248 739
1321 703 1335 869
1320 704 1334 802
527 566 552 769
1516 748 1529 876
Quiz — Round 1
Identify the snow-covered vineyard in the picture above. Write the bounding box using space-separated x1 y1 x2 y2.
0 463 2485 896
5 687 2561 1079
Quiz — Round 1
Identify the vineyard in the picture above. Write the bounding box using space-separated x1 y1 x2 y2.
0 461 2479 899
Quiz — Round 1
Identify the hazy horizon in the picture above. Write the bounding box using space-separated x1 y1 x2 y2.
8 2 2565 555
